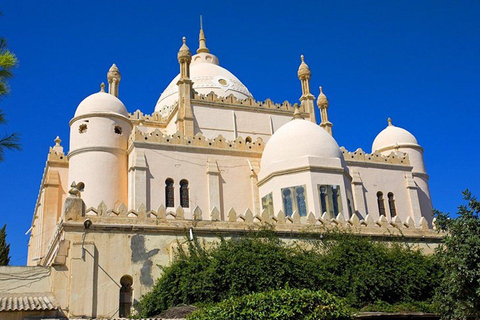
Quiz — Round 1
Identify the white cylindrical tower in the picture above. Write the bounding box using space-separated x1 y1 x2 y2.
372 118 432 218
68 90 132 210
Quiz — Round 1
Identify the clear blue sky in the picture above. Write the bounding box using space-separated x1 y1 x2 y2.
0 1 479 265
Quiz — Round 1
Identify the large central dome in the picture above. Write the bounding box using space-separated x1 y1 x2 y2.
155 42 253 114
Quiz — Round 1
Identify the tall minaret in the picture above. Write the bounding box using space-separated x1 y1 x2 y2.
317 86 333 135
107 63 121 97
176 37 194 136
297 55 316 123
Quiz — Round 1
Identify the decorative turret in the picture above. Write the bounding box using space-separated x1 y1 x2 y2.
317 86 333 135
107 64 121 97
176 37 194 136
68 73 132 210
297 55 316 123
372 118 432 222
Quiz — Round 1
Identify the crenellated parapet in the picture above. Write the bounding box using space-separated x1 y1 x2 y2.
130 128 265 153
62 199 441 241
341 147 410 166
192 91 308 115
128 107 176 128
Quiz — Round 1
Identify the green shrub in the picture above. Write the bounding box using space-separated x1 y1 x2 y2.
138 230 441 317
317 233 441 307
187 288 353 320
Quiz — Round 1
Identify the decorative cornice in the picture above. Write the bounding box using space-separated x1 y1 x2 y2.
129 128 264 155
192 91 308 116
66 201 440 238
129 103 178 128
70 112 132 127
341 147 411 166
67 146 128 159
257 165 348 187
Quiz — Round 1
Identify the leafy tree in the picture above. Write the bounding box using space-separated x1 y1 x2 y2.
434 190 480 320
0 31 21 161
139 230 440 317
0 224 10 266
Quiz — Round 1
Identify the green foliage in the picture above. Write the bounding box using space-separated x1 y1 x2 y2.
139 230 440 317
358 301 435 313
0 38 18 97
0 224 10 266
317 232 441 308
0 28 21 161
434 190 480 320
187 288 352 320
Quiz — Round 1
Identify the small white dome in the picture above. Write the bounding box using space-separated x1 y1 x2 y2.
260 118 343 177
74 92 128 118
155 52 252 114
372 122 419 152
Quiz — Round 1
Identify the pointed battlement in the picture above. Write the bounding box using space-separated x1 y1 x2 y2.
130 128 265 153
341 147 410 166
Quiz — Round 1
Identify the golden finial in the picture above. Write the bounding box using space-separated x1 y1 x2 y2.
387 117 393 126
178 36 192 62
100 82 105 92
197 15 210 54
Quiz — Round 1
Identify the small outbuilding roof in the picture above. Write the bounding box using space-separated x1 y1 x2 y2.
0 292 59 312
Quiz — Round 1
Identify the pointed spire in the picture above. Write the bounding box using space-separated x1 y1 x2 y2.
197 15 210 54
297 54 311 80
387 117 393 126
292 103 304 120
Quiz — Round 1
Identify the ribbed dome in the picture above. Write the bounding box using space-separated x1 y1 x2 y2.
372 122 419 152
155 52 252 114
260 118 343 176
74 92 128 118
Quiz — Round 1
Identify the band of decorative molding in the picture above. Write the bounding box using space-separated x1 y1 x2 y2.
341 147 410 166
67 146 128 158
129 128 265 153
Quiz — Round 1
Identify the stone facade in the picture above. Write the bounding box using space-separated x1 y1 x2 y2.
3 27 440 319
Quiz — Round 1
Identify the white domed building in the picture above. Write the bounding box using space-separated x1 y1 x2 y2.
9 27 440 319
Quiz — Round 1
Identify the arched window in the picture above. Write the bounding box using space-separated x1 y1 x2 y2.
119 275 133 317
180 179 189 208
165 178 174 208
388 192 396 217
377 192 386 217
245 136 252 143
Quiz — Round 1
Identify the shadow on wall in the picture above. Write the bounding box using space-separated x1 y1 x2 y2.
130 235 159 287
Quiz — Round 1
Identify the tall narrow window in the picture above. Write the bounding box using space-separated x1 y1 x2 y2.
282 188 293 217
180 179 189 208
377 192 386 217
318 185 343 219
119 275 133 318
165 178 174 208
295 186 307 217
281 185 308 217
388 192 396 217
320 186 327 215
